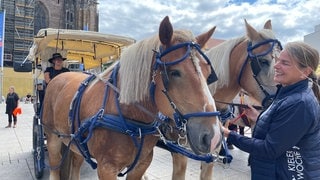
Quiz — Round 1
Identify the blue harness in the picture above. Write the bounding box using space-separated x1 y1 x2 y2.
68 64 161 176
67 41 223 176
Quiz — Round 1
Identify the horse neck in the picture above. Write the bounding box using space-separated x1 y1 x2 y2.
97 68 158 124
119 100 159 124
214 87 241 110
213 39 248 110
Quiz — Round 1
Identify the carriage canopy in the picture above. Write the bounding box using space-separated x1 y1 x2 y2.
27 28 136 70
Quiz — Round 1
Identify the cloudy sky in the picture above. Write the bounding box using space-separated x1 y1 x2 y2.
98 0 319 44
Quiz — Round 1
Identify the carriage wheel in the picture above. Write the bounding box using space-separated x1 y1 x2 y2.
33 122 45 179
32 116 38 151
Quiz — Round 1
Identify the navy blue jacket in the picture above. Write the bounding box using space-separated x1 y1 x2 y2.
228 79 320 180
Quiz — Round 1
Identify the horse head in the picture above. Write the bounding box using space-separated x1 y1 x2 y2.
239 19 282 107
209 19 282 110
155 16 221 154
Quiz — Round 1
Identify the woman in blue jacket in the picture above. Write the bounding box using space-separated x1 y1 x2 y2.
223 41 320 180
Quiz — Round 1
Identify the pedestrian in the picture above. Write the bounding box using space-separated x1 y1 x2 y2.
222 41 320 180
5 86 20 128
44 52 70 85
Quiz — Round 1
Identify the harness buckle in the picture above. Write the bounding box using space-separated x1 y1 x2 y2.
97 109 104 119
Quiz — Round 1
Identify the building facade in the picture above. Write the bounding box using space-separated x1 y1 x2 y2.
304 24 320 54
0 0 98 64
304 24 320 75
0 0 98 99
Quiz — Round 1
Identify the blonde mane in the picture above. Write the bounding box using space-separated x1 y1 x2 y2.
117 30 196 104
112 36 159 104
206 36 246 93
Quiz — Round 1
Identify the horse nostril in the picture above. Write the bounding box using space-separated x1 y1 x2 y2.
201 132 212 151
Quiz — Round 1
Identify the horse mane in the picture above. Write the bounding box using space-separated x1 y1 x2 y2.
117 30 195 104
206 36 246 93
117 36 159 104
258 28 276 41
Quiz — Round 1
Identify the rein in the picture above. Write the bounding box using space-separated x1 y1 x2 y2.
215 100 263 110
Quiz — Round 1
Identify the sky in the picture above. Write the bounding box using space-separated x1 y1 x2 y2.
98 0 320 45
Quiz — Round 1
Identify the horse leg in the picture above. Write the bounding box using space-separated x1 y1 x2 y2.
171 152 188 180
126 150 154 180
200 162 214 180
96 164 118 180
46 133 62 180
59 144 84 180
69 152 84 180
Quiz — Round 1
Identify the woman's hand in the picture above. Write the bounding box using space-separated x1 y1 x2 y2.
244 104 260 122
220 123 231 138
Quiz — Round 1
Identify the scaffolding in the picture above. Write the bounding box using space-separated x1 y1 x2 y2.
0 0 34 62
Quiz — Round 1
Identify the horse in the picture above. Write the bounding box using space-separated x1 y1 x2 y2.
41 16 222 180
168 19 282 180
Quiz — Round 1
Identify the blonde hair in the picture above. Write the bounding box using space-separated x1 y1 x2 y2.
9 86 15 91
285 41 320 102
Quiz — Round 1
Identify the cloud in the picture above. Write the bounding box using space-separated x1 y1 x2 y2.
98 0 320 44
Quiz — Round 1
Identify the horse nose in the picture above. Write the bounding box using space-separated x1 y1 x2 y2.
200 129 222 153
200 131 213 152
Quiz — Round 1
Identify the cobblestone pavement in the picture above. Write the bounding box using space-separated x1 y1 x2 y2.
0 103 250 180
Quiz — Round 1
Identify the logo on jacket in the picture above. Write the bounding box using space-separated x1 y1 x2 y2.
286 146 304 180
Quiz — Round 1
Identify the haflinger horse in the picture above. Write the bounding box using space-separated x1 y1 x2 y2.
169 19 282 180
42 16 222 180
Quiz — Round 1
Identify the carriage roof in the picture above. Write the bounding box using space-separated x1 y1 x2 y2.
27 28 136 70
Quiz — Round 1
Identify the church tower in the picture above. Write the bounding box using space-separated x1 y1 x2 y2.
35 0 98 34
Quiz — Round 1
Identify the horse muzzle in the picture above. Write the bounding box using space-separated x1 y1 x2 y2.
186 117 222 155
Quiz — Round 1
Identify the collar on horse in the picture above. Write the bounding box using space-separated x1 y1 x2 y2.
237 39 282 108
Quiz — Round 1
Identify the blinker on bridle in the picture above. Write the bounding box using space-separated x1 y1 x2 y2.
238 39 283 108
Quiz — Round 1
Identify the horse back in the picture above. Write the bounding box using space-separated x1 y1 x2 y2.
42 72 104 133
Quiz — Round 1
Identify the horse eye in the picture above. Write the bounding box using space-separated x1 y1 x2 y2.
260 58 270 66
169 70 181 77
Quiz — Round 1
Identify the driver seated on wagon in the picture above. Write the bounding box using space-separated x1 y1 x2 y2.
37 53 70 115
44 53 70 85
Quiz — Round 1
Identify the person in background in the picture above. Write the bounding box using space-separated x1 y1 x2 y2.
5 86 19 128
44 52 70 85
222 41 320 179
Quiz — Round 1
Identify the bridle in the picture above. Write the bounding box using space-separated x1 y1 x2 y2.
149 41 227 163
150 41 220 135
238 38 282 108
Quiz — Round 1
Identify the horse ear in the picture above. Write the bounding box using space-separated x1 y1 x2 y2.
159 16 173 46
244 19 260 41
263 19 272 30
196 26 216 48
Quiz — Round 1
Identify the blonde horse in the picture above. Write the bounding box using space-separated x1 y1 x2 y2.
169 19 282 180
41 16 222 180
